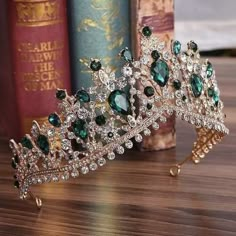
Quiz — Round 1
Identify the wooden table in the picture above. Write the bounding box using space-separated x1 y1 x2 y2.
0 58 236 236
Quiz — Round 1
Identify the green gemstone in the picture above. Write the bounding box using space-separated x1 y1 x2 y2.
90 60 101 71
213 91 219 106
151 60 169 87
21 136 33 149
144 86 154 97
206 61 213 78
147 103 152 110
108 132 113 138
142 26 152 37
76 90 90 103
182 95 187 101
95 115 106 126
14 180 20 189
190 74 203 97
151 50 160 60
72 119 88 140
48 113 61 127
188 41 198 52
108 90 131 115
173 80 181 90
120 48 133 62
37 135 50 155
208 88 214 97
11 159 17 169
172 40 181 55
56 89 66 100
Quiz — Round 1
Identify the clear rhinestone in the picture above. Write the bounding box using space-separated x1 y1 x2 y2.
129 77 136 85
61 139 71 150
97 157 106 166
47 128 55 137
143 128 151 136
71 169 79 178
163 51 170 61
125 140 133 149
158 42 165 50
140 56 149 65
89 162 98 171
122 66 133 77
107 152 115 160
127 115 136 127
152 122 159 130
116 146 124 154
117 77 127 88
135 134 143 143
81 166 89 174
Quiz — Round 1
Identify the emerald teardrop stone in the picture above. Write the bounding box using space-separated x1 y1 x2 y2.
173 80 181 90
213 91 219 106
90 60 101 71
120 48 133 62
48 113 61 127
142 26 152 37
190 74 203 97
151 50 160 60
37 135 50 155
95 115 106 126
147 103 152 110
172 40 181 55
144 86 154 97
206 61 213 78
72 119 88 140
56 89 66 100
108 90 131 115
76 90 90 103
21 136 33 149
151 60 169 87
208 88 214 97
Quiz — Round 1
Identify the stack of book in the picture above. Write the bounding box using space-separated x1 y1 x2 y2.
0 0 175 151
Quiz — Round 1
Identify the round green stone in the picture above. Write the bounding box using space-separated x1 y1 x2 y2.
90 60 102 71
188 41 198 52
147 103 152 110
108 132 113 138
95 115 106 126
206 61 213 78
151 50 160 60
151 60 169 87
120 48 133 62
72 119 88 140
48 113 61 127
173 80 181 90
144 86 154 97
56 89 66 100
208 88 214 97
76 90 90 103
21 136 33 149
190 74 203 97
14 180 20 189
108 90 131 115
142 26 152 37
37 135 50 155
172 40 181 55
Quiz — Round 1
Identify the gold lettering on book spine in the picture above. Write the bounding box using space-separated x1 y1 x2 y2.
14 0 61 27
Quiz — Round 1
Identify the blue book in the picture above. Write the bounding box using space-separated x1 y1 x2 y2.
68 0 131 92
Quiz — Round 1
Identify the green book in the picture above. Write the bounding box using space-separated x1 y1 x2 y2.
68 0 131 92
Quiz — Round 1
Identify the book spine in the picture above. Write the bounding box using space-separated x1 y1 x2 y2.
7 0 71 138
131 0 176 151
67 0 131 92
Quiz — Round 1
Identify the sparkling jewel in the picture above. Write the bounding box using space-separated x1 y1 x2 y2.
56 89 66 100
173 79 181 90
21 136 33 149
142 26 152 37
98 157 106 166
208 88 214 97
172 40 181 55
81 166 89 174
206 61 213 78
107 152 115 160
36 135 50 155
151 60 169 87
72 119 88 140
125 140 133 149
89 162 98 171
188 41 198 52
108 90 131 115
48 113 61 127
90 60 101 71
135 134 142 142
120 48 133 62
144 86 154 97
122 66 133 77
147 103 152 110
144 128 151 136
95 115 106 126
76 90 90 103
116 146 124 154
190 74 203 98
151 50 160 60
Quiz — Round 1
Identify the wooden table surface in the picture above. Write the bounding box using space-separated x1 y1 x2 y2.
0 58 236 236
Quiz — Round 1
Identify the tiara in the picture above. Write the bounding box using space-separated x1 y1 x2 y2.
9 26 229 208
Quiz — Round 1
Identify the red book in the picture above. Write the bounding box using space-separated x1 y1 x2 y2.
131 0 176 151
0 0 71 139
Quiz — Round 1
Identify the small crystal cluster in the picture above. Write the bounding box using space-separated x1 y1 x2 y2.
9 26 229 199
